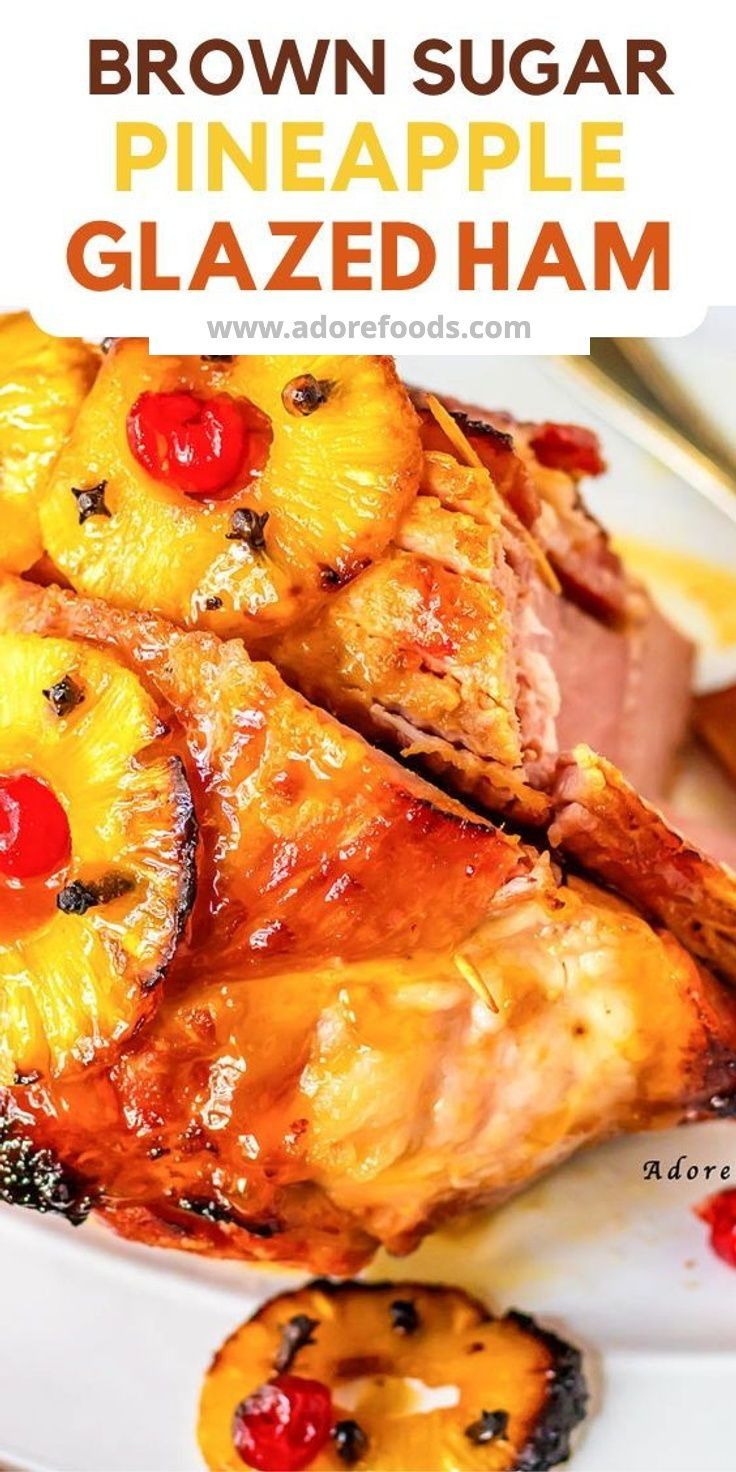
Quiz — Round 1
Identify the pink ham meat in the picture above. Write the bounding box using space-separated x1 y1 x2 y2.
422 394 694 800
529 581 693 796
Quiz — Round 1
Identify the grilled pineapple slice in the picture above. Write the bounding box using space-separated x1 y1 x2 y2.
0 633 195 1083
198 1280 587 1472
0 313 98 573
40 345 421 639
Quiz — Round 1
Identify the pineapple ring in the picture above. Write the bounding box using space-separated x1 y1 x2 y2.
0 313 99 574
197 1279 588 1472
0 633 195 1084
40 345 422 639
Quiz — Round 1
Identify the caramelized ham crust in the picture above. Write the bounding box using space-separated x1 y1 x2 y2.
550 746 736 988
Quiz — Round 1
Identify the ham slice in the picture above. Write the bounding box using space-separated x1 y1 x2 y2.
531 582 693 796
549 746 736 986
271 394 693 820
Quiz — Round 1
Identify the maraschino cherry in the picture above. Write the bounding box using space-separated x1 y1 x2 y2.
231 1375 333 1471
0 774 71 880
127 391 269 498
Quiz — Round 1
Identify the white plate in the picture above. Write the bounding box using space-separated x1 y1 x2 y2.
1 355 735 1472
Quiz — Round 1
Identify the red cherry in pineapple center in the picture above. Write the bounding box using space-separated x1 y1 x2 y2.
126 390 270 498
0 774 71 880
231 1374 333 1471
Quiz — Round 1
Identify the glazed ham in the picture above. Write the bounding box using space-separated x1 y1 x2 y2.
0 577 734 1276
0 343 717 1283
268 395 692 822
549 746 736 986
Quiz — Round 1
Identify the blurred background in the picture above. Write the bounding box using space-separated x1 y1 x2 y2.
589 311 736 480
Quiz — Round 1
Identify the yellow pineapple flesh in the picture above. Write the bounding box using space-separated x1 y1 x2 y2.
0 633 195 1083
0 313 99 573
40 345 422 639
198 1280 587 1472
